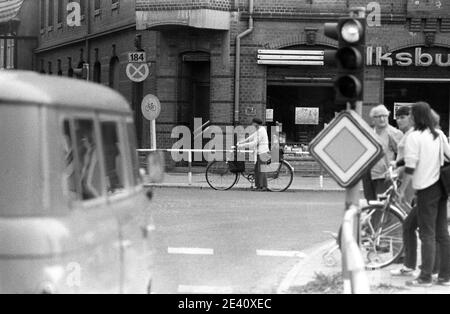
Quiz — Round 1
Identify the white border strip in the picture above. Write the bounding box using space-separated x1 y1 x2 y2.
168 247 214 255
257 250 306 258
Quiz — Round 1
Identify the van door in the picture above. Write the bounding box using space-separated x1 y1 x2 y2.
61 117 121 293
98 116 152 294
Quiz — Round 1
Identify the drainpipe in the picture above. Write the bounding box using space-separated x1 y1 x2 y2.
234 0 254 125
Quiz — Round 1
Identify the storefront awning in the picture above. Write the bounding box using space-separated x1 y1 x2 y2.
0 0 23 24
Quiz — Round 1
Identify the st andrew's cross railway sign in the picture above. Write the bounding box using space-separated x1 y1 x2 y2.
309 111 384 188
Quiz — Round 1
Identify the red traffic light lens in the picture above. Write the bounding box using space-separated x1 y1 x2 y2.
336 75 362 99
336 47 363 70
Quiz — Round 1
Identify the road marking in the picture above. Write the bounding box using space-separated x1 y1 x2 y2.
168 247 214 255
178 285 233 294
257 250 307 258
276 241 335 294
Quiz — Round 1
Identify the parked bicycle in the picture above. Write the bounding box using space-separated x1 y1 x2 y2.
323 166 408 270
205 147 294 192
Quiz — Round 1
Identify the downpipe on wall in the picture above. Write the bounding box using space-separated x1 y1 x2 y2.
234 0 254 125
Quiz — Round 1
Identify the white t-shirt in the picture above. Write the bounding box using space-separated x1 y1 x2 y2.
241 127 270 155
404 129 450 190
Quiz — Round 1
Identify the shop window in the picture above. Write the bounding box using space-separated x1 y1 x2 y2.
100 121 125 194
62 119 103 201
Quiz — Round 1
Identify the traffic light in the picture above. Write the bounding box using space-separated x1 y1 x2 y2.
324 15 366 107
73 63 90 81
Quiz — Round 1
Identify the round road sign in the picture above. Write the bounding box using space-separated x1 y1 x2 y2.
126 63 150 82
141 94 161 121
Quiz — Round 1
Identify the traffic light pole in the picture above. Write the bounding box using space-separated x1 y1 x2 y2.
344 8 366 294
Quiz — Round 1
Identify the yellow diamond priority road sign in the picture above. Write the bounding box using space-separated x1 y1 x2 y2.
309 111 383 188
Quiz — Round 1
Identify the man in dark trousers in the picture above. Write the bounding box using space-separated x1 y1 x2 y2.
238 118 270 191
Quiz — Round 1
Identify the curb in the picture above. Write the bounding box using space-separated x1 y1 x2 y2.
145 184 346 193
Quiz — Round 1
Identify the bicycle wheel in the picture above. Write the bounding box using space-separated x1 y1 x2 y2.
360 204 405 270
266 161 294 192
206 161 239 191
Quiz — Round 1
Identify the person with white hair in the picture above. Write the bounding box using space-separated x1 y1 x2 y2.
363 105 403 201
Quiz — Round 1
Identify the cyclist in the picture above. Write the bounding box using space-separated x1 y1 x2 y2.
237 118 270 191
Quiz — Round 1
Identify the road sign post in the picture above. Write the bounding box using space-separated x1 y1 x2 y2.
141 94 161 150
318 7 374 294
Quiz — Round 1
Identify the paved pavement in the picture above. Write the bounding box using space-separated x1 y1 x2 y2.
145 173 344 192
149 188 344 294
287 230 450 294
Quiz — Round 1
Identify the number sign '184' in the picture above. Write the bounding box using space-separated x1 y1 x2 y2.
128 52 147 63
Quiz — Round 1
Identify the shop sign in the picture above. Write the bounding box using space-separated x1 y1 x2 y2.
394 103 414 120
367 47 450 67
295 108 319 125
266 109 274 123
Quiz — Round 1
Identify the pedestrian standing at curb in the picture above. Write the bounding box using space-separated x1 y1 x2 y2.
237 118 270 191
399 102 450 287
363 105 403 201
392 107 443 278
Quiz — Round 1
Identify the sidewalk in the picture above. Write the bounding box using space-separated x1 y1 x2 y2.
287 229 450 294
145 172 344 192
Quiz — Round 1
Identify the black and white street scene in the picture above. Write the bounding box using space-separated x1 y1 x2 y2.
2 0 450 299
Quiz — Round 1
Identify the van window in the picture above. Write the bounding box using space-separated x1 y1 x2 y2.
62 119 103 201
100 121 126 194
62 120 78 202
127 122 142 185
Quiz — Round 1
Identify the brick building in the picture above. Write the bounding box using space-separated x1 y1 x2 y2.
34 1 450 161
136 0 450 157
0 0 38 70
35 0 157 146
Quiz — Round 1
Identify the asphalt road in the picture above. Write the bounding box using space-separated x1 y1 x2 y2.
150 188 345 294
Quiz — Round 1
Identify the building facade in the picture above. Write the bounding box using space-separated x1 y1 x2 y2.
36 0 157 146
136 0 450 156
0 0 38 70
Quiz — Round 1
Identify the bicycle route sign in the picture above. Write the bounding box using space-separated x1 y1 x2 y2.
141 94 161 121
309 111 384 188
126 63 150 83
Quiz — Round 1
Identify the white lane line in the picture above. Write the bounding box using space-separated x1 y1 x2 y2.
168 247 214 255
257 250 307 258
178 285 233 294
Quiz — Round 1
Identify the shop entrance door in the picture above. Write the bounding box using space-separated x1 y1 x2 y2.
384 82 450 135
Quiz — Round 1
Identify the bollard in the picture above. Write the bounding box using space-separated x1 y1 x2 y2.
188 151 193 186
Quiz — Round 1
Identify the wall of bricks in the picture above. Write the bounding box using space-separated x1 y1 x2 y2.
31 0 450 158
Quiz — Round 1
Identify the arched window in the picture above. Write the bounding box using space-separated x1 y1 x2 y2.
109 56 120 90
93 61 101 83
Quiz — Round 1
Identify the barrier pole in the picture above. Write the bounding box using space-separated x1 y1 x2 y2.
151 120 157 150
188 151 193 186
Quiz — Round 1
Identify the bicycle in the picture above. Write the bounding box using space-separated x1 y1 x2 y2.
323 166 409 270
205 147 294 192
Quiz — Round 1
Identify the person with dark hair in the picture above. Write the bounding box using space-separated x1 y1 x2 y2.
399 102 450 287
238 118 270 191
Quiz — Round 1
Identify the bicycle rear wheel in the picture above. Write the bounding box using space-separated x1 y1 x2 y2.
266 161 294 192
360 204 405 270
206 161 239 191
